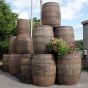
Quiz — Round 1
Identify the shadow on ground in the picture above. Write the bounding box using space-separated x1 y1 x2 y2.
0 70 88 88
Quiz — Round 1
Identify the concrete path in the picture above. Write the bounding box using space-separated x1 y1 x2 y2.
0 70 88 88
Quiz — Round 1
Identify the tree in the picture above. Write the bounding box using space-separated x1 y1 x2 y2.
33 17 40 29
0 0 18 54
75 40 83 50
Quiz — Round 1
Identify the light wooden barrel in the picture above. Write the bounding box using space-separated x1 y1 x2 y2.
9 36 16 54
3 54 11 72
32 54 56 87
42 2 61 27
9 54 21 76
15 34 33 54
20 54 32 83
16 19 30 35
54 26 75 46
33 25 54 54
57 52 81 85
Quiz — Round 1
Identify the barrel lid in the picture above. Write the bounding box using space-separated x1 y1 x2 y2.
17 19 29 21
35 25 53 29
43 2 59 6
54 26 73 29
81 20 88 25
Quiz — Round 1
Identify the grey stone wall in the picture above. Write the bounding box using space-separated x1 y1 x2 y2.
82 20 88 69
83 23 88 50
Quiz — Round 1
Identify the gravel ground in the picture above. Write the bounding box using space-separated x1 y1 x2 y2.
0 70 88 88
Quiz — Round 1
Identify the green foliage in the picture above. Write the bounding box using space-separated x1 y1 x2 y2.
75 40 83 50
33 17 40 29
0 39 9 54
47 38 74 55
0 0 18 54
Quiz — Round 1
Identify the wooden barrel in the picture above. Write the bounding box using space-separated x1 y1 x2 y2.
32 54 56 87
42 2 61 27
20 54 32 83
54 26 75 46
15 34 33 54
81 55 85 69
16 19 30 35
9 36 16 54
3 54 11 72
9 54 21 75
82 55 88 70
33 25 54 54
57 52 81 85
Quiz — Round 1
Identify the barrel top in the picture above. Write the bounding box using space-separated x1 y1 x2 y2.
81 20 88 25
55 26 73 29
35 25 53 29
33 54 53 56
17 19 29 21
57 51 81 57
43 2 59 6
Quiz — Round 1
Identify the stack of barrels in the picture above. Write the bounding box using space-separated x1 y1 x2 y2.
2 1 81 87
3 19 33 83
41 2 81 85
32 25 56 86
32 2 60 86
54 26 81 85
32 2 81 86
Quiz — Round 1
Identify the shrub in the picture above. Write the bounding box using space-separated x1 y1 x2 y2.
47 38 75 55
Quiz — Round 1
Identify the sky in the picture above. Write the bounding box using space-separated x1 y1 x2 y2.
5 0 88 40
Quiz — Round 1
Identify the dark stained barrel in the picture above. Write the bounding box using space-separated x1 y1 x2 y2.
32 54 56 87
16 19 30 35
57 52 81 85
3 55 11 72
81 56 84 69
20 54 32 83
15 34 33 54
33 25 54 53
42 2 61 27
9 36 16 54
82 55 88 70
54 26 75 46
9 54 21 75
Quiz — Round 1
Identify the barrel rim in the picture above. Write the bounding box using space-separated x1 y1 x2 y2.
3 54 32 56
33 54 53 56
43 2 59 6
57 51 81 57
17 19 29 21
3 54 16 57
16 34 32 38
33 54 54 59
54 26 73 29
35 25 53 29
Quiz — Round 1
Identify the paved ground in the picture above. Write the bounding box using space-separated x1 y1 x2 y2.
0 70 88 88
